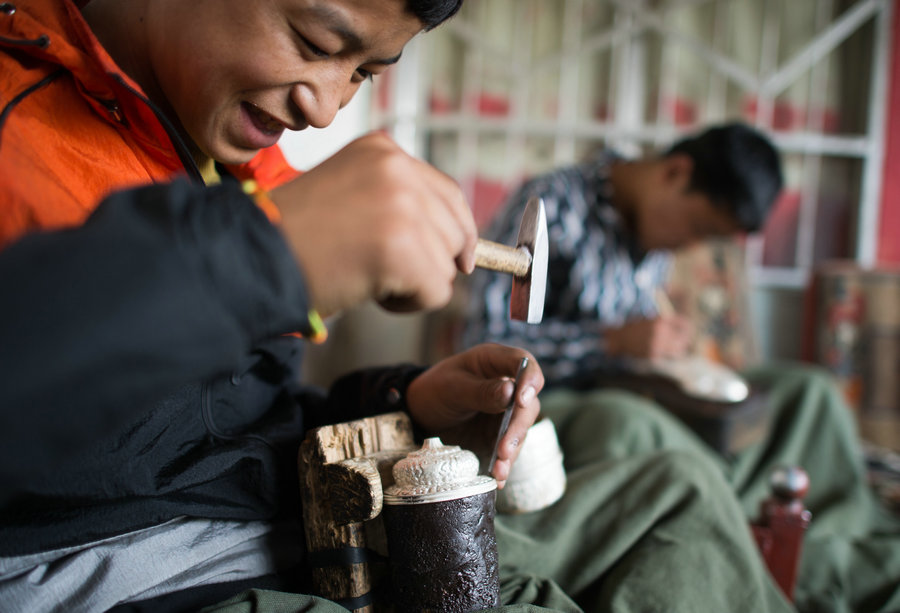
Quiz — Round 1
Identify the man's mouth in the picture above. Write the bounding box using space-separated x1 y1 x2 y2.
244 103 285 135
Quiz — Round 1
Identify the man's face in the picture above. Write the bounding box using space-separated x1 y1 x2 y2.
636 190 742 251
632 155 742 251
143 0 423 164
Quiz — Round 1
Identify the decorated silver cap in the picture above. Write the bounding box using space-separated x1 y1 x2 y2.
383 437 496 505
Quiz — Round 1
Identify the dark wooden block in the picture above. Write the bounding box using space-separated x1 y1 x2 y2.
298 411 416 612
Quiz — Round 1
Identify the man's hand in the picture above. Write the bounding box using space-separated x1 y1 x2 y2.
605 315 694 360
405 344 544 488
269 132 478 317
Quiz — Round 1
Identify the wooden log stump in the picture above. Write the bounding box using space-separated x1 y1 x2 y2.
298 411 417 612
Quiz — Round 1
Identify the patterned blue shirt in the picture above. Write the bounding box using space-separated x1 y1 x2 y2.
462 150 671 384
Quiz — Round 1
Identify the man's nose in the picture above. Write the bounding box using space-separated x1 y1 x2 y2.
291 68 359 129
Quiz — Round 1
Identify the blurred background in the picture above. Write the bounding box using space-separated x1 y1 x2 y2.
278 0 900 451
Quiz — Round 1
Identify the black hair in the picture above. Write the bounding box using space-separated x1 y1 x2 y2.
665 122 784 232
405 0 463 30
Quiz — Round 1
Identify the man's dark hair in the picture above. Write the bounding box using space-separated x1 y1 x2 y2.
406 0 463 30
665 122 784 232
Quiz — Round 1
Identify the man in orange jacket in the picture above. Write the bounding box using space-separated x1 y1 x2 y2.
0 0 548 608
0 1 811 612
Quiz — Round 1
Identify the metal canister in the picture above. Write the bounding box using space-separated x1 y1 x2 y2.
382 437 500 612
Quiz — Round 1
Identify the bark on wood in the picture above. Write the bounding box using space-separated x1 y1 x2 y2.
298 411 416 612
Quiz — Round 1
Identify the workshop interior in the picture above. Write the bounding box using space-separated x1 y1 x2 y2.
11 1 900 611
281 0 900 506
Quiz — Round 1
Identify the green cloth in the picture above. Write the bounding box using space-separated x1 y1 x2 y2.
207 363 900 612
497 391 792 612
504 362 900 613
199 576 580 613
200 590 345 613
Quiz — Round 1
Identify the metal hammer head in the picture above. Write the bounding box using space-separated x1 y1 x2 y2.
473 197 548 323
509 197 548 323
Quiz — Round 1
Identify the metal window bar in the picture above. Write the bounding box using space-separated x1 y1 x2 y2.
506 3 533 190
794 0 835 273
705 0 731 121
555 0 584 165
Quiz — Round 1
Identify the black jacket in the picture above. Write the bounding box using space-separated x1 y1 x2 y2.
0 179 423 556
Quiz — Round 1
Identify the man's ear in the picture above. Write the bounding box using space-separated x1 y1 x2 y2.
662 153 694 190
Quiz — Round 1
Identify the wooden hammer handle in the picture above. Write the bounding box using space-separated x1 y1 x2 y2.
475 239 532 277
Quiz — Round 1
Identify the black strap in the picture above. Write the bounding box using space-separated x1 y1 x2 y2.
307 545 387 568
334 591 376 611
0 33 50 48
307 546 390 611
0 68 64 143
